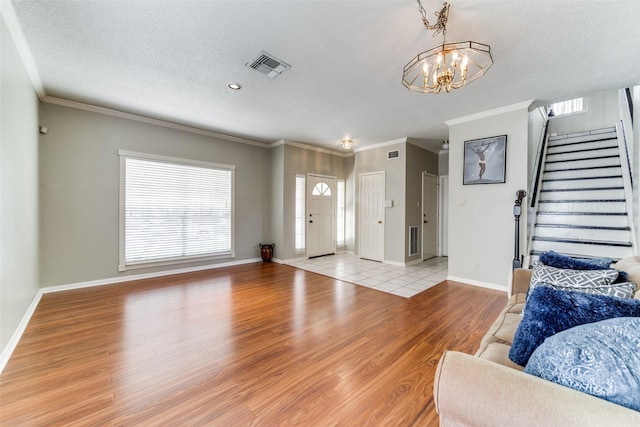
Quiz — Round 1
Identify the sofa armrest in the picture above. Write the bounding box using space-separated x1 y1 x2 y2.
511 268 532 296
434 351 640 427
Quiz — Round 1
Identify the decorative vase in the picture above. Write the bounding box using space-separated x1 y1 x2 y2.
259 243 274 262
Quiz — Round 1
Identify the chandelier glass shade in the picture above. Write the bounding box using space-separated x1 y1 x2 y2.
402 1 493 94
402 41 493 94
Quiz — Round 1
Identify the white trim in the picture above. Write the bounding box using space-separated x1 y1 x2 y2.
272 139 353 157
382 260 406 267
43 258 261 294
353 137 407 153
42 96 268 147
0 1 46 97
446 275 508 293
118 149 236 171
445 100 534 127
0 291 43 374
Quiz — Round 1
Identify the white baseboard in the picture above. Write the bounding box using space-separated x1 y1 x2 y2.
0 290 43 374
41 258 262 294
446 275 508 293
0 257 262 374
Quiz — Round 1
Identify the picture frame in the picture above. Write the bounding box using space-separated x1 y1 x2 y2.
463 135 507 185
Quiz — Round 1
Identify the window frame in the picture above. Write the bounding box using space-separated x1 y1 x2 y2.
118 149 235 272
337 179 345 247
548 97 587 118
294 174 306 254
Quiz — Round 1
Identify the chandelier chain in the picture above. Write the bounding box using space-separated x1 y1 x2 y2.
416 0 449 37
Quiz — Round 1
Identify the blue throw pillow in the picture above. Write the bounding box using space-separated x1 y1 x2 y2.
539 250 612 270
509 286 640 366
525 317 640 411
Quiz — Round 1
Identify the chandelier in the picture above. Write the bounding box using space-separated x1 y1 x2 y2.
402 1 493 94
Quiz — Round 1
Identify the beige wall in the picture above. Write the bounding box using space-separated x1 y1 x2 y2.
548 90 618 135
39 103 271 286
448 104 530 290
0 15 40 352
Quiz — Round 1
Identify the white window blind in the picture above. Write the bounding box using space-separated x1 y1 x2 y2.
337 179 345 246
295 175 306 252
119 151 234 270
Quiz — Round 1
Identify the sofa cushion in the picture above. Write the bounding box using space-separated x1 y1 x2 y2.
509 286 640 366
476 341 524 371
525 317 640 412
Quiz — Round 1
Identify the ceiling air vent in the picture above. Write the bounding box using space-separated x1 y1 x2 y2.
247 51 290 78
388 149 400 160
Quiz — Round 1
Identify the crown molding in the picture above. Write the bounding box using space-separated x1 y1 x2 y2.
353 137 407 153
42 96 270 148
270 139 354 157
0 0 45 98
444 100 534 127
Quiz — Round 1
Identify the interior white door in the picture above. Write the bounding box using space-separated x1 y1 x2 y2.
359 172 385 261
306 174 336 258
422 172 438 260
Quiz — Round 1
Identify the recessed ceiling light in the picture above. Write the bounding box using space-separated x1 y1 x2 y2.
227 83 242 90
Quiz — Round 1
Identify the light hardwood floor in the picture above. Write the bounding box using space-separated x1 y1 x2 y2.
0 263 506 426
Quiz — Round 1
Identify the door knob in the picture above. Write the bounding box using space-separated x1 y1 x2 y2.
378 221 382 224
309 220 313 223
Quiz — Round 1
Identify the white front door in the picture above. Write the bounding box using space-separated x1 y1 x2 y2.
359 172 385 261
422 172 438 260
307 174 336 258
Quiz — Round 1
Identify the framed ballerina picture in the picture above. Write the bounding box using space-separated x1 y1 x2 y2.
463 135 507 185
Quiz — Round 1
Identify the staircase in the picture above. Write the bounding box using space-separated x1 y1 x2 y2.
529 125 635 263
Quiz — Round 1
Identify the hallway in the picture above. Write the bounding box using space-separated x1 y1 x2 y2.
286 253 448 298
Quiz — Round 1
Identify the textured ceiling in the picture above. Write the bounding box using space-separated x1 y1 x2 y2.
9 0 640 153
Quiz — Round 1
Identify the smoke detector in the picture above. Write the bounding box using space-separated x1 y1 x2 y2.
246 51 290 78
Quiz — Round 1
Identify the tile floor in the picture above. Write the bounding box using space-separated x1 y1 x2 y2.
285 253 449 298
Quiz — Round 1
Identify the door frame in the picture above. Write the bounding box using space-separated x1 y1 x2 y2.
421 172 439 261
306 173 337 258
438 175 449 257
358 171 385 262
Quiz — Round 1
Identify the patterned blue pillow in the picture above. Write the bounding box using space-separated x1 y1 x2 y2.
509 286 640 366
525 317 640 411
529 261 633 299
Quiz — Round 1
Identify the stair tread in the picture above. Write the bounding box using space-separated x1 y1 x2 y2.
540 187 623 192
542 175 622 182
538 199 625 203
535 223 630 231
537 211 627 216
545 155 620 164
547 145 618 156
532 236 632 247
544 165 621 173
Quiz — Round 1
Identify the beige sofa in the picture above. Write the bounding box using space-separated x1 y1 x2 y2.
434 268 640 426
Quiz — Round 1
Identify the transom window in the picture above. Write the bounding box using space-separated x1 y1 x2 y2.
312 182 331 196
549 97 586 117
118 150 235 270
